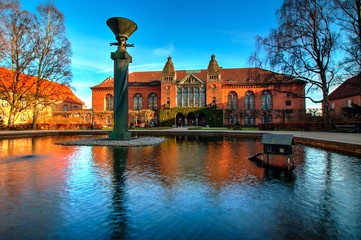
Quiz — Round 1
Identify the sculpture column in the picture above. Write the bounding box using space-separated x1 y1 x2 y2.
106 17 137 140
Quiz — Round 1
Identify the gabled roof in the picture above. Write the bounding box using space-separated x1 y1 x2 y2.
329 73 361 100
0 67 84 105
178 73 204 85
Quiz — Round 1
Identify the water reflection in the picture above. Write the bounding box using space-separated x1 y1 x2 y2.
0 135 360 239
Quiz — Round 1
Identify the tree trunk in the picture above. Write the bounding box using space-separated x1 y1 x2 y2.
7 106 16 130
323 93 332 131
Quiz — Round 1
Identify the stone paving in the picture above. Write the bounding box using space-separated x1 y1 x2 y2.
56 136 165 147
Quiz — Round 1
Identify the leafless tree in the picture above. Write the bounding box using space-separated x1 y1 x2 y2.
333 0 361 75
30 1 72 129
251 0 340 131
0 0 37 129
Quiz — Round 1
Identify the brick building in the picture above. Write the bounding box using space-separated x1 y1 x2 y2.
91 55 306 127
329 73 361 122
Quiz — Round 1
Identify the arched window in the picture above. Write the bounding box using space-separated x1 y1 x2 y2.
133 93 143 110
227 91 238 110
244 91 255 110
63 104 68 111
105 94 114 111
261 90 272 110
148 93 158 110
106 115 111 125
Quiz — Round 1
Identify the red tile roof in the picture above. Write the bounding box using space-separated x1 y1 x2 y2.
0 67 84 105
91 67 300 88
329 73 361 100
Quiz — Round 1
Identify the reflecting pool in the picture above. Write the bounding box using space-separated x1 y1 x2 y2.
0 135 361 239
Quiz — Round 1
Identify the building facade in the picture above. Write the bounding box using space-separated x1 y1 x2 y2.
91 55 306 127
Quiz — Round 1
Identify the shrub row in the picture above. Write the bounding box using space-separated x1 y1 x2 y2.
12 123 103 130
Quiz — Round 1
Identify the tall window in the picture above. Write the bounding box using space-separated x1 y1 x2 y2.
244 91 255 110
177 88 182 107
148 93 158 110
227 91 238 110
133 93 143 110
261 90 272 110
182 88 188 107
106 115 111 125
105 94 114 110
63 104 68 111
200 87 206 106
194 87 200 106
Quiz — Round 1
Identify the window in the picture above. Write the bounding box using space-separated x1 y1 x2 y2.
261 91 272 110
194 87 200 106
133 93 143 110
182 88 188 107
200 87 206 107
63 104 68 111
285 100 292 106
331 102 335 109
177 88 182 107
165 97 170 109
244 91 255 110
73 106 78 110
106 115 111 125
148 93 158 110
262 112 273 123
244 115 255 125
105 94 114 110
347 99 352 107
227 91 238 110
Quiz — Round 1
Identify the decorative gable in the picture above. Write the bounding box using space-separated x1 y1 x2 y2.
178 73 204 85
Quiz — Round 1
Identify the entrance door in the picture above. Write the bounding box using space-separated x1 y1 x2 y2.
175 113 185 126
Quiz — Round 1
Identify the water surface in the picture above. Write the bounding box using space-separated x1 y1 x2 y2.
0 135 360 239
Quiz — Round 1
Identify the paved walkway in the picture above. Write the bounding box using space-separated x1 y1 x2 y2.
0 128 360 145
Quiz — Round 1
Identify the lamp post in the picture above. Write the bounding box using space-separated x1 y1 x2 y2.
106 17 137 139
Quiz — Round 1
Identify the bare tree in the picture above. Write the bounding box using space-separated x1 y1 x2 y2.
333 0 361 75
30 1 72 129
251 0 340 131
0 0 37 129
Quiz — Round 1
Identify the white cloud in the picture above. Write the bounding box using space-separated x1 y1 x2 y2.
152 43 175 57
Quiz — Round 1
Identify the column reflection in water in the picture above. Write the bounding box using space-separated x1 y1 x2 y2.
110 147 128 238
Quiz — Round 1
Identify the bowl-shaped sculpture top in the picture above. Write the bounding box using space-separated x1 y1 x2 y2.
106 17 138 40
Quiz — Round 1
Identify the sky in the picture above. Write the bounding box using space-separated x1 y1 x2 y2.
21 0 297 109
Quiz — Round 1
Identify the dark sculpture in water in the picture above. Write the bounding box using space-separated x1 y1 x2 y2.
106 17 137 139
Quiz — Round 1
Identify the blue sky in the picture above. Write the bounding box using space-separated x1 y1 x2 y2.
22 0 286 108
